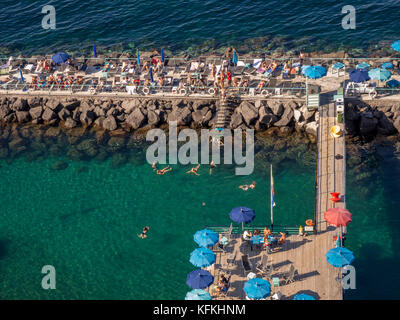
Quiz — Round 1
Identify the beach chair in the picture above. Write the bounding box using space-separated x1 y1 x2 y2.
241 254 252 277
282 265 297 285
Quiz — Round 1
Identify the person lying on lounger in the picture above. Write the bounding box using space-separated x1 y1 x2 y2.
256 80 265 92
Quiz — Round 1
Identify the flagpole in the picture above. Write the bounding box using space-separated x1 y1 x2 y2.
270 164 274 232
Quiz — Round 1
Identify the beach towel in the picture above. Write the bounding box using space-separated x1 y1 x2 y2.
253 59 262 68
190 62 199 71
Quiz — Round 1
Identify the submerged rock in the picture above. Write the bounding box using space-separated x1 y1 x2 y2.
49 160 69 171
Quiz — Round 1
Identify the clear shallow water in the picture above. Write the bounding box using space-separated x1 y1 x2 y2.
1 0 400 55
0 139 399 299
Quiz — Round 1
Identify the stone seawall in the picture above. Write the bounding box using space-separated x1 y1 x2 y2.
0 95 399 140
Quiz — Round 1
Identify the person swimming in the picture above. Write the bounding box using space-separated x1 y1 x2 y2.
187 164 201 176
152 161 158 171
239 181 256 191
138 226 150 239
157 166 172 175
209 161 217 175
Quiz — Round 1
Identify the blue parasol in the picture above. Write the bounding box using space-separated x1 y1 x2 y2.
326 247 354 268
186 269 214 289
52 52 69 64
189 248 216 268
194 229 219 247
137 49 140 66
19 69 24 83
232 50 238 65
185 289 212 300
161 48 165 63
386 79 400 88
302 65 326 79
349 69 370 83
293 293 316 300
392 40 400 52
381 62 393 69
229 206 255 224
243 278 271 300
93 44 97 58
368 68 391 82
149 67 154 82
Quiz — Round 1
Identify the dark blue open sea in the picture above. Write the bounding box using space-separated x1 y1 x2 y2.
1 0 400 55
0 1 400 300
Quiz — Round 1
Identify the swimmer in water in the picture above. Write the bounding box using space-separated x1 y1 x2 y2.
209 161 217 175
157 166 172 175
138 226 150 239
152 161 158 171
187 164 201 176
238 181 256 191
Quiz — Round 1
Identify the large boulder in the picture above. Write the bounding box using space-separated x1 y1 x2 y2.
393 117 400 133
64 117 78 129
11 98 29 111
147 110 160 126
377 117 396 135
15 111 30 123
229 111 243 129
168 106 192 125
359 113 378 135
305 121 318 135
42 108 57 122
240 101 258 126
29 106 43 120
80 110 96 126
121 99 141 114
126 108 146 129
258 106 277 126
102 115 118 131
274 107 294 127
0 104 12 120
58 108 71 121
267 100 284 116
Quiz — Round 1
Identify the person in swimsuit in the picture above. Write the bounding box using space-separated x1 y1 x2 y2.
157 166 172 175
138 226 150 239
186 164 201 176
152 161 158 171
239 181 256 191
209 161 216 175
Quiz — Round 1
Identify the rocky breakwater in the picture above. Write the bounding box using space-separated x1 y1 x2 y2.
345 100 400 138
0 96 319 139
0 96 218 132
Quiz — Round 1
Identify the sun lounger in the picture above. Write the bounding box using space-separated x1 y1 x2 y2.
241 254 252 276
283 265 297 284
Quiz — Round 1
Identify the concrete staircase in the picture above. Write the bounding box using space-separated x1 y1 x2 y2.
214 96 239 129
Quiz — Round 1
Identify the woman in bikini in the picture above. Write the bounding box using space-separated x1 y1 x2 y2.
186 164 201 176
138 226 150 239
157 166 172 175
239 181 256 191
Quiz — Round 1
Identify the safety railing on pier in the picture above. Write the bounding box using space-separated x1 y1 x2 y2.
206 225 315 236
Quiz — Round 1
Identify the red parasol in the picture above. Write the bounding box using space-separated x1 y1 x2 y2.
324 208 352 227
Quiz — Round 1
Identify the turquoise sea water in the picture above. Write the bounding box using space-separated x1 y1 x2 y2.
0 138 399 299
1 0 400 55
